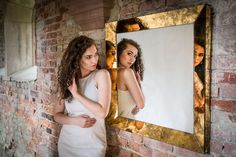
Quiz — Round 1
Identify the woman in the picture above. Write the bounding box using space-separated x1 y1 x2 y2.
54 35 111 157
105 40 117 91
117 38 145 119
105 40 116 69
194 42 205 113
194 40 205 146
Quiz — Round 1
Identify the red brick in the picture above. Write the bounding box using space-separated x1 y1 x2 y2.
211 99 236 112
46 39 57 46
211 123 236 143
174 146 206 157
64 0 104 15
119 130 132 139
219 72 236 84
121 3 139 17
118 137 128 147
46 32 57 39
128 141 139 152
143 137 173 152
130 153 141 157
216 26 236 40
215 39 236 55
210 140 224 155
223 143 236 155
73 7 104 22
156 141 173 152
211 84 219 98
119 149 132 157
212 55 236 70
44 23 60 32
130 133 143 144
140 0 165 12
45 16 62 25
219 84 236 99
138 145 152 157
152 149 175 157
143 136 157 148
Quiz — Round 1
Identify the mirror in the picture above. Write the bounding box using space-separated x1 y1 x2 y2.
105 4 211 153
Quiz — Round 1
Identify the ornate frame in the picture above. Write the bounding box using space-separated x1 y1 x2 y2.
105 4 211 153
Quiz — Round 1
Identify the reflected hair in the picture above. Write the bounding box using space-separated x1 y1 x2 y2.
117 38 144 81
116 18 147 33
106 40 115 55
57 35 96 101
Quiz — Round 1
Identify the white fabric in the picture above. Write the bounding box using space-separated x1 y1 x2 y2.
58 70 106 157
118 89 136 119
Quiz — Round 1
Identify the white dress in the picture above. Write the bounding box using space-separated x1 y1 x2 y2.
58 70 107 157
118 89 136 119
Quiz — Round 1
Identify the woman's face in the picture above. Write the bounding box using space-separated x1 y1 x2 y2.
194 43 204 67
80 44 99 74
119 43 138 68
106 46 116 68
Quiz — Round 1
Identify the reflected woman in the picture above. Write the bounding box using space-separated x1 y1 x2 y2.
117 38 145 119
194 40 205 146
116 17 147 33
194 41 205 113
105 40 117 91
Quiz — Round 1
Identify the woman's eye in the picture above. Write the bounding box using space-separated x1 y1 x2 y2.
85 56 92 59
199 54 204 57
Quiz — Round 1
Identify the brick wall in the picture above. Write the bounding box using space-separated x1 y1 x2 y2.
0 0 6 68
0 0 235 157
106 0 236 157
0 0 109 156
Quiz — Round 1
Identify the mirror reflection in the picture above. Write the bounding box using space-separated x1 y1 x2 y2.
117 24 194 133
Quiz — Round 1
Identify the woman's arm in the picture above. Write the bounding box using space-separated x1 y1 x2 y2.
54 97 96 127
68 69 111 118
123 68 145 109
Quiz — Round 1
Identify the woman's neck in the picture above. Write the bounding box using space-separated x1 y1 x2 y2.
118 64 127 69
80 69 91 78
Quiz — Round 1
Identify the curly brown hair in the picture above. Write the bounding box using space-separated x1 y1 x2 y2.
57 35 96 101
117 38 144 81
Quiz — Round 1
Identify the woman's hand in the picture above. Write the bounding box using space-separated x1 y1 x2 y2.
68 78 78 97
75 114 96 128
131 106 140 115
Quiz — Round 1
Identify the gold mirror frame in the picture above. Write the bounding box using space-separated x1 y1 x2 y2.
105 4 211 153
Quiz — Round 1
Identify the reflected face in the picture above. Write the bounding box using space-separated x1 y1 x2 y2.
80 45 99 75
125 24 140 32
119 44 138 68
106 46 116 68
194 43 204 67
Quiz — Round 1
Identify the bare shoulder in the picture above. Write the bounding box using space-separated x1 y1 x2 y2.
95 69 110 79
119 68 135 78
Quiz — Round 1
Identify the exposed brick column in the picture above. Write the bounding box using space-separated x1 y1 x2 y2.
63 0 114 31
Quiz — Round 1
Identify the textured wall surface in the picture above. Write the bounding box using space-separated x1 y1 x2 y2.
0 1 6 69
106 0 236 157
0 0 235 157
